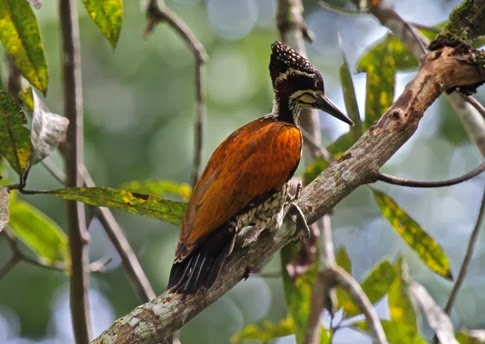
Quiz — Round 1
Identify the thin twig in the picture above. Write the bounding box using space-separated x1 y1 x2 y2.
465 95 485 118
444 187 485 314
377 161 485 188
145 0 208 187
59 0 92 342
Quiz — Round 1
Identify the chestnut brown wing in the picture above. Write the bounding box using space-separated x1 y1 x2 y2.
175 118 302 261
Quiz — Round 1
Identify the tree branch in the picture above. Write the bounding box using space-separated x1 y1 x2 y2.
359 0 485 156
377 161 485 188
145 0 208 187
40 157 156 303
59 0 92 342
444 187 485 315
92 39 485 344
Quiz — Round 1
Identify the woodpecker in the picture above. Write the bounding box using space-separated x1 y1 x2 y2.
168 41 353 294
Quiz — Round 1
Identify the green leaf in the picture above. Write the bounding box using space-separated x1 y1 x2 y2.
46 187 186 226
8 194 69 264
456 330 485 344
373 189 452 279
82 0 122 49
302 131 356 185
231 317 295 344
335 246 351 273
0 91 32 176
0 186 9 232
120 179 192 202
339 259 395 317
303 157 329 185
353 319 427 344
0 0 48 92
281 242 318 343
388 257 417 331
357 33 418 128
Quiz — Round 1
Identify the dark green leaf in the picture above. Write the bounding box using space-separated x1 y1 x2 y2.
231 317 295 344
303 157 329 185
0 186 8 232
302 131 355 185
281 242 318 343
373 189 452 279
30 91 69 165
120 179 192 202
0 91 32 176
339 58 362 139
47 187 186 226
353 319 427 344
8 194 69 264
82 0 122 49
0 0 48 92
388 257 417 331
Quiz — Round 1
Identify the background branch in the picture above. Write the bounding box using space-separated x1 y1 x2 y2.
92 37 485 344
444 187 485 315
59 0 92 342
145 0 208 187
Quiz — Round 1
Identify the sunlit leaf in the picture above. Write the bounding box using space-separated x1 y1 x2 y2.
120 179 192 202
339 259 395 317
357 33 418 128
0 0 48 92
18 86 34 111
388 257 417 331
0 186 9 232
0 91 32 176
82 0 122 49
8 194 69 264
373 189 452 279
335 246 351 273
353 319 427 344
410 281 458 344
30 91 69 165
231 317 295 344
456 330 485 344
46 187 186 225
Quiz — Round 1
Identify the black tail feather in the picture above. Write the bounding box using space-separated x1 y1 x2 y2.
167 226 236 294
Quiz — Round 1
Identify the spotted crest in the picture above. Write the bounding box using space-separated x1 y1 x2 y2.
269 41 319 85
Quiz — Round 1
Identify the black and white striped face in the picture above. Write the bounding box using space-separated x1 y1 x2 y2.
269 41 354 125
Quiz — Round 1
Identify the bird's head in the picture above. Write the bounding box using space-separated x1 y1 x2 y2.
269 41 353 126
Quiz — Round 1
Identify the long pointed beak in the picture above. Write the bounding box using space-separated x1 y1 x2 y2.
316 94 354 126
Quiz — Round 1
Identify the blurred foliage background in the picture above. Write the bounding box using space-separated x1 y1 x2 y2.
0 0 484 343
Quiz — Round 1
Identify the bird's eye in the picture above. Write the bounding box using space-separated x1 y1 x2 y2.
314 80 321 89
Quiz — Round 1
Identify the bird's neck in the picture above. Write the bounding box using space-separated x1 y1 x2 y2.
271 92 299 124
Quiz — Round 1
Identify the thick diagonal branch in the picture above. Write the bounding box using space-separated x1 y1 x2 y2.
92 45 484 344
